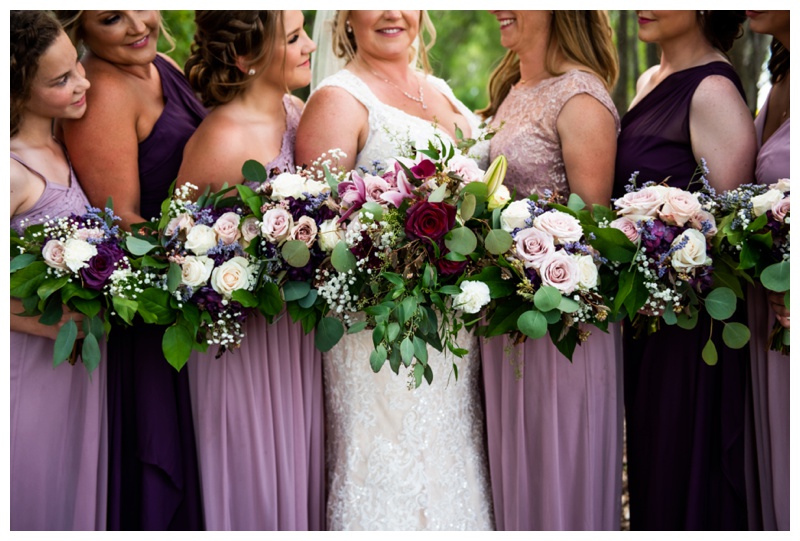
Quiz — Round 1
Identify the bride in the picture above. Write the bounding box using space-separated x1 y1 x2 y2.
296 10 494 531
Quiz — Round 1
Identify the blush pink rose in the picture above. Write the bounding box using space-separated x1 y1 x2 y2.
213 212 242 245
165 213 195 236
289 215 318 247
240 216 260 246
75 227 104 241
658 188 701 226
609 217 642 243
614 186 666 221
363 173 391 203
533 210 583 244
771 195 790 222
513 227 555 269
42 239 68 270
689 209 718 237
446 154 484 186
539 250 580 294
260 208 293 243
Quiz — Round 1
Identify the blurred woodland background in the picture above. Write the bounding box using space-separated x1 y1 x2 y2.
159 10 772 116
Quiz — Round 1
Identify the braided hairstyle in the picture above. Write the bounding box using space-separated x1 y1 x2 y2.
10 10 63 137
185 11 282 108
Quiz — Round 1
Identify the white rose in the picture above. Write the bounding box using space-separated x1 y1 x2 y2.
487 185 511 211
63 238 98 273
670 229 712 273
533 210 583 244
574 254 599 290
180 255 214 288
658 188 701 226
318 218 345 252
213 212 242 245
500 200 531 232
446 154 485 185
185 224 217 255
270 172 307 200
260 208 294 243
211 256 252 297
513 227 555 269
304 179 329 197
42 239 68 271
614 186 666 221
770 178 790 193
539 251 580 294
751 188 784 217
452 280 491 314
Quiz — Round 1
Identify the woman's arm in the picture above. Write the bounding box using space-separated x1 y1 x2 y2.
10 298 85 340
557 93 618 207
61 72 144 230
295 85 369 172
690 75 757 192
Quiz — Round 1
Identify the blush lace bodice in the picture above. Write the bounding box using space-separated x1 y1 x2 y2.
489 69 619 198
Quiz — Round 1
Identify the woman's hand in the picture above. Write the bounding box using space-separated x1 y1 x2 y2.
768 290 790 329
10 298 86 341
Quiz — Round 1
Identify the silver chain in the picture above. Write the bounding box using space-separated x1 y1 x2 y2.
369 68 427 110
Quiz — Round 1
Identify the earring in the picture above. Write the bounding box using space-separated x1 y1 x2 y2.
248 68 256 76
346 20 353 34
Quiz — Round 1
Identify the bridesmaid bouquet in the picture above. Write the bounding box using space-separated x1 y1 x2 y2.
712 178 790 353
476 191 612 360
124 181 285 370
10 204 129 372
605 175 750 364
313 141 509 386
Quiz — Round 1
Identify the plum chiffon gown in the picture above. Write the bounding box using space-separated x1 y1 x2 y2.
10 150 108 530
613 61 750 530
480 70 623 531
744 87 790 531
106 55 207 530
187 95 325 530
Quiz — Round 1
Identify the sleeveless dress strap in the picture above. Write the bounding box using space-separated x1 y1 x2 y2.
10 151 51 185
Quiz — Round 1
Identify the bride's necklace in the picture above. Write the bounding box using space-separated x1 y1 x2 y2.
368 68 427 110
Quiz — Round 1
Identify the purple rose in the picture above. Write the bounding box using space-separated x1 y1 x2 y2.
411 159 436 180
81 242 126 290
405 201 457 242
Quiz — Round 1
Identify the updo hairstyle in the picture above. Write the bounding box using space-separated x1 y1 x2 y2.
697 10 747 53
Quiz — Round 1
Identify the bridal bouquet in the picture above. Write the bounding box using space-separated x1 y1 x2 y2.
124 181 285 370
10 204 129 372
313 140 508 386
476 191 612 360
712 178 790 353
606 173 749 364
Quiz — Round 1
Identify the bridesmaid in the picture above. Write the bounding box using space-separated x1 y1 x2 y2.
612 11 757 530
10 10 107 530
176 10 325 530
478 11 623 530
743 9 790 532
56 10 206 530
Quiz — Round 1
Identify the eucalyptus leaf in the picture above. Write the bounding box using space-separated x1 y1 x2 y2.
445 227 478 256
662 306 678 325
567 192 586 212
282 240 311 268
517 309 548 340
283 281 311 302
53 318 78 367
241 159 267 184
298 289 318 309
387 322 401 343
315 317 345 352
413 361 425 387
9 253 37 272
676 310 699 330
702 339 718 366
485 229 513 255
81 333 101 374
543 308 562 324
427 183 448 203
761 261 790 292
557 296 580 314
331 241 357 273
722 322 751 349
534 286 562 312
460 193 476 221
348 321 368 334
167 262 182 293
413 335 428 365
126 236 157 256
400 337 415 365
704 287 737 321
370 345 388 372
360 201 384 221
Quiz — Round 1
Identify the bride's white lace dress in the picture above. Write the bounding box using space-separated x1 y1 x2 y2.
315 69 494 531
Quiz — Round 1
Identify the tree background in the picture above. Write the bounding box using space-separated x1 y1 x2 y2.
160 10 771 116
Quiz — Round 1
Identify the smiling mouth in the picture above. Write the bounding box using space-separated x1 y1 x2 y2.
377 28 403 35
129 35 149 47
72 95 86 106
499 18 515 29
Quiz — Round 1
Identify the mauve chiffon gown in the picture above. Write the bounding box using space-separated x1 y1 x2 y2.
106 55 207 530
744 87 790 531
612 61 750 530
187 95 325 531
10 150 108 530
480 70 624 531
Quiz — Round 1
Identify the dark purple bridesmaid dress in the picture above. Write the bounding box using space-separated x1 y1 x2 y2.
612 62 750 530
106 55 207 530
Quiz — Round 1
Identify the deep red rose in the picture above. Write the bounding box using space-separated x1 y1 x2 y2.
405 201 456 242
436 252 468 276
411 159 436 180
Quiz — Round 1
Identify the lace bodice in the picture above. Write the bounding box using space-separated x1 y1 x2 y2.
315 68 494 531
315 69 489 171
490 69 619 198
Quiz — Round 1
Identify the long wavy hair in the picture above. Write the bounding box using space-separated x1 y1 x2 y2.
10 10 63 137
768 38 789 84
184 11 282 108
479 10 618 120
331 10 436 74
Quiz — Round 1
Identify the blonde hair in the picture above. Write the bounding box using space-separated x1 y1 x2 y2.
479 10 618 119
55 10 175 54
331 10 436 74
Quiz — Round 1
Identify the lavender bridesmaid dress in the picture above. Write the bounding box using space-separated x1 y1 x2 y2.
744 88 790 531
187 95 325 530
106 55 207 530
10 150 108 530
480 70 623 531
613 62 749 530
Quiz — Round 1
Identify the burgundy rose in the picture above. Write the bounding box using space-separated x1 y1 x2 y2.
411 159 436 180
80 242 126 290
436 252 468 276
405 201 457 242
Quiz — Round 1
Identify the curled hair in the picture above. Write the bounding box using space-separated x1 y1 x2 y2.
55 10 175 54
479 10 618 120
10 10 62 137
331 11 436 74
768 38 789 84
697 10 746 53
185 11 282 108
